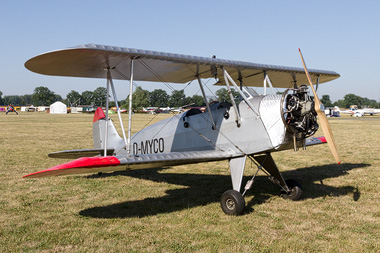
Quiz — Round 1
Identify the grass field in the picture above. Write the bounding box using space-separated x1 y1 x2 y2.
1 112 380 252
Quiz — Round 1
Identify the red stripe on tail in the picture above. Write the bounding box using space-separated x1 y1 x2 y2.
93 107 105 122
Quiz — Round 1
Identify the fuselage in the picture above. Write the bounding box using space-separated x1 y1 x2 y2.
129 95 288 157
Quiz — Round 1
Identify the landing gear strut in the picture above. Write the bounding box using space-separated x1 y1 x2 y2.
220 153 304 215
248 153 303 201
280 179 303 201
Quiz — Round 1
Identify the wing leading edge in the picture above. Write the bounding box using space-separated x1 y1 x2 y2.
25 44 340 88
23 150 241 178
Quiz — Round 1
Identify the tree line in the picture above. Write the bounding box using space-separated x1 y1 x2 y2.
0 86 235 109
0 86 108 107
0 86 378 109
320 94 379 109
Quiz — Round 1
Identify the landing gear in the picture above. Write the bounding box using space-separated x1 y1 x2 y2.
220 190 245 215
281 179 303 201
221 153 305 215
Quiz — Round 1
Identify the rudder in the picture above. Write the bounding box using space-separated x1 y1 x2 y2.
92 107 125 154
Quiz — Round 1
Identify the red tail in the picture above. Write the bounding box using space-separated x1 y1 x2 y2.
93 107 105 123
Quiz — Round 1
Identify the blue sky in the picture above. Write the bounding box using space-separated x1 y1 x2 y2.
1 0 379 102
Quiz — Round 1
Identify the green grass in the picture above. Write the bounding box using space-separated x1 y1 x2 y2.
1 112 380 251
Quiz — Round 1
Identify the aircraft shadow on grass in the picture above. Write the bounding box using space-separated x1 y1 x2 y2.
79 163 368 218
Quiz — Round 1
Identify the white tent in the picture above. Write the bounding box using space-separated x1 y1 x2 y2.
50 101 67 114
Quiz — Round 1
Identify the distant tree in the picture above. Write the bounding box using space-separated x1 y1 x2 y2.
31 86 57 106
61 98 68 106
169 90 186 107
1 94 33 105
3 95 22 105
320 95 333 107
190 94 205 106
81 90 94 105
132 86 150 110
20 94 32 105
109 101 116 107
55 94 62 101
343 93 363 108
66 90 82 106
93 87 107 106
333 99 346 108
149 89 169 107
362 97 378 108
216 88 229 102
215 88 240 103
331 94 380 109
120 99 127 109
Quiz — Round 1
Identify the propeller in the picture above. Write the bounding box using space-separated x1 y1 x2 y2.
298 49 341 164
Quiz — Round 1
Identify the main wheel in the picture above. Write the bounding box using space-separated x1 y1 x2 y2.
220 190 245 215
281 179 303 201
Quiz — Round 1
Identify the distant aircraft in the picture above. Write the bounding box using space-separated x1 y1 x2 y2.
23 44 340 215
171 103 195 113
171 107 183 113
111 107 127 113
335 106 380 117
324 107 340 117
142 107 158 113
362 108 380 116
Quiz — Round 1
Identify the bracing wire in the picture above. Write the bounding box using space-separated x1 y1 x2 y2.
111 60 228 150
137 58 175 91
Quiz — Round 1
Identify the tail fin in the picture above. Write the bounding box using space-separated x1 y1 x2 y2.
93 108 125 154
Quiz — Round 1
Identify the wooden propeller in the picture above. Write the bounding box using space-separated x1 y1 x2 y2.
298 49 341 164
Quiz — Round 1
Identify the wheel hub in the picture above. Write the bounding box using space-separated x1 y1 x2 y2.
225 199 235 210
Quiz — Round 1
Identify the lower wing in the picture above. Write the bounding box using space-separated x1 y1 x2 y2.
305 136 327 146
23 150 240 178
23 137 326 178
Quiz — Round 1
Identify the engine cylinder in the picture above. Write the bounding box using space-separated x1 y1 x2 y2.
281 85 318 137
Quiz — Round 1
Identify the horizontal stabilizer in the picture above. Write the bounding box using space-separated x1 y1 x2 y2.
24 150 240 178
48 148 115 159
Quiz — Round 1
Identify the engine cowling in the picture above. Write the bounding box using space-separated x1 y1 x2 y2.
281 85 318 138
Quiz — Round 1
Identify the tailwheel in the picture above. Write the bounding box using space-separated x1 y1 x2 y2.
220 190 245 215
281 179 303 201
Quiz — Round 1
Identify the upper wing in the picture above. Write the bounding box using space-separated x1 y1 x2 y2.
25 43 340 88
23 150 241 178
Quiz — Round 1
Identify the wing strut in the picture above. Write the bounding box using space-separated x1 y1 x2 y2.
108 70 128 150
196 76 216 130
315 75 320 92
223 69 260 118
104 70 110 156
263 71 275 95
127 58 135 154
223 69 242 126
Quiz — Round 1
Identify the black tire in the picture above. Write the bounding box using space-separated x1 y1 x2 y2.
220 190 245 215
281 179 303 201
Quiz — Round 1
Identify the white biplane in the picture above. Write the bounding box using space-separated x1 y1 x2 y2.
23 44 340 215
